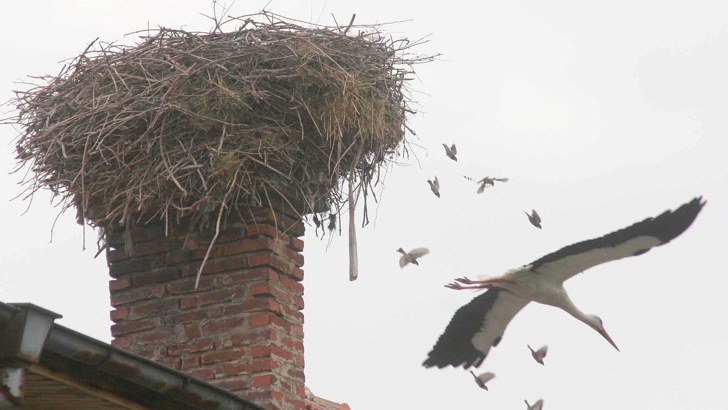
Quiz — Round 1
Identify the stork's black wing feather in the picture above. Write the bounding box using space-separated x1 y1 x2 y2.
423 290 529 369
529 196 705 282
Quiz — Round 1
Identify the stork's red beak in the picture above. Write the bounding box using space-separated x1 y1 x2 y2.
599 327 620 352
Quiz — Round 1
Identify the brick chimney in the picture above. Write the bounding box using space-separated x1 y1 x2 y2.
107 203 306 409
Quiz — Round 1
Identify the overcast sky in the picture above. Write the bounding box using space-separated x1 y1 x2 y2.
1 1 727 409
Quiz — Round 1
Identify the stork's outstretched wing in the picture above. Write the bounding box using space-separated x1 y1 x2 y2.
529 196 705 283
423 290 529 369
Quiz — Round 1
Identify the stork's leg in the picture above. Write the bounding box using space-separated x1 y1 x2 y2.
454 277 518 286
445 276 517 291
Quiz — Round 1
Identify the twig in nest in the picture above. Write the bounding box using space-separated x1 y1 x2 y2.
195 171 237 289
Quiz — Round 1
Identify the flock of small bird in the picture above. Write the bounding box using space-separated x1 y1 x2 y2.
466 344 547 407
395 143 705 408
399 142 546 407
398 142 541 269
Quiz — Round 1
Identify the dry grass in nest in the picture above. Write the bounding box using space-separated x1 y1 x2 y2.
9 11 433 243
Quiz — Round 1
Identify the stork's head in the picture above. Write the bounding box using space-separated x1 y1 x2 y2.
586 314 620 352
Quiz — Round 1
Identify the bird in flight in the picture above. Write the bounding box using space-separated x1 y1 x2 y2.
422 197 705 369
469 370 495 390
443 143 457 161
524 399 544 410
397 247 430 268
427 176 441 198
476 176 509 194
525 209 542 229
528 345 548 365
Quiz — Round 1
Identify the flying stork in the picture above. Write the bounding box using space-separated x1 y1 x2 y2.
422 197 705 369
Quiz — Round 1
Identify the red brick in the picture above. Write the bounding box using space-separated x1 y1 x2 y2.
128 298 179 320
288 367 305 381
184 324 202 339
249 282 292 304
180 354 201 370
250 345 272 358
109 277 131 292
186 366 215 380
270 255 295 275
252 374 273 388
224 299 279 315
205 317 245 334
111 335 132 349
283 247 305 267
281 276 304 294
291 324 304 338
246 224 278 238
167 277 214 293
249 313 271 327
210 376 251 391
157 356 181 370
280 304 304 324
201 254 251 274
201 347 247 365
218 329 275 348
132 268 180 286
180 297 197 310
110 284 165 306
281 337 304 352
293 295 304 310
224 238 275 256
288 237 304 252
293 352 305 367
241 358 274 373
164 310 208 325
167 339 214 356
108 256 159 277
216 226 247 243
110 307 129 322
133 238 183 257
219 268 277 285
110 318 159 337
270 316 293 333
165 249 202 265
271 345 293 361
291 267 304 281
248 252 272 267
198 288 243 306
249 283 272 297
134 328 176 344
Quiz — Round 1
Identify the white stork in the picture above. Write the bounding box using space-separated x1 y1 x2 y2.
423 197 705 369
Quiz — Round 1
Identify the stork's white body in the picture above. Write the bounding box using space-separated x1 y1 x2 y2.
423 197 705 369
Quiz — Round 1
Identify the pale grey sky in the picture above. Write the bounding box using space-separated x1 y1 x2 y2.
1 1 727 409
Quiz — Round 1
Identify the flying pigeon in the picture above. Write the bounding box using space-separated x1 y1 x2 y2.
397 247 430 268
443 143 457 161
528 345 548 365
525 399 544 410
469 371 495 390
525 209 542 229
427 176 441 198
477 176 509 194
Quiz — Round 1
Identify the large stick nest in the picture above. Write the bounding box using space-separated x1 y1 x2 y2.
11 12 432 234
